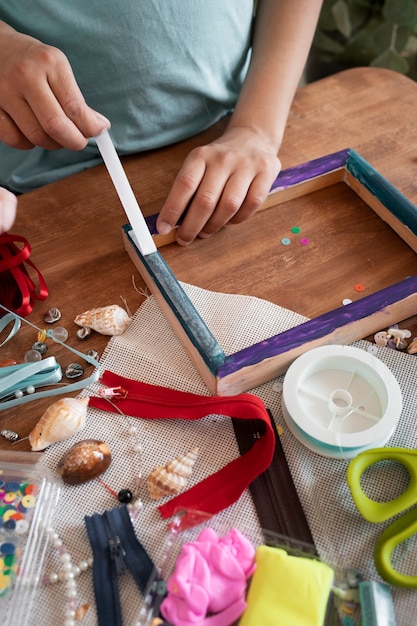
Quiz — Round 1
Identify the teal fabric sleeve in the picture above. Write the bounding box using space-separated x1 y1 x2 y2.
0 1 253 193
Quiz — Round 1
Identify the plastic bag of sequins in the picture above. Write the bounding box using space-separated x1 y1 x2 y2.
0 450 61 626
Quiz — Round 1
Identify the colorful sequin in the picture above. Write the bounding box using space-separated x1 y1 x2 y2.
0 477 38 596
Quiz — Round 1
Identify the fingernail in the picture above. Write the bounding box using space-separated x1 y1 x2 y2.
95 113 111 129
198 232 211 239
176 237 191 247
157 221 172 235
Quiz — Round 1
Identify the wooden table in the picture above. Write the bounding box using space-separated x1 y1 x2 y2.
1 66 417 449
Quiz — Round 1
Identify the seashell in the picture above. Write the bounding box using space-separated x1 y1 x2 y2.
147 448 199 500
65 362 84 379
57 439 111 485
28 397 89 451
407 337 417 355
86 349 99 361
74 604 90 621
1 429 19 442
76 326 91 340
74 305 130 336
32 341 48 355
44 306 62 324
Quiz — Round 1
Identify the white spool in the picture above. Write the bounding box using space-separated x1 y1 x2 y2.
281 345 402 459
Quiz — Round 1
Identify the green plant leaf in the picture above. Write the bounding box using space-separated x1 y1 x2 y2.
332 0 352 37
370 47 410 73
317 0 341 31
383 0 416 26
313 30 347 54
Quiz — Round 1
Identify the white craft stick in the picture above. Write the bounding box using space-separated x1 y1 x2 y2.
95 130 157 256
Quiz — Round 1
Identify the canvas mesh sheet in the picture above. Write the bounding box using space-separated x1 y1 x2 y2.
22 283 417 626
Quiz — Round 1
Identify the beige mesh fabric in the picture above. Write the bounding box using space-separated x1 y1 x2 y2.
17 283 417 625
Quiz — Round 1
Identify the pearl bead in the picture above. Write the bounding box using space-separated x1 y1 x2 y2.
79 560 89 571
26 385 36 394
64 619 75 626
65 609 76 619
132 443 142 453
49 572 59 584
14 389 24 399
128 425 138 435
72 565 81 577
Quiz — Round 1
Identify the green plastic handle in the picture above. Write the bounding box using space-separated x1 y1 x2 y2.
347 447 417 588
374 506 417 588
347 447 417 523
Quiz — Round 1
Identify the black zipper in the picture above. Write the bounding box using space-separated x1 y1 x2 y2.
232 409 314 545
85 510 123 626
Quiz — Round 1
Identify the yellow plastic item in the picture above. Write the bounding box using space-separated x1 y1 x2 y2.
239 545 334 626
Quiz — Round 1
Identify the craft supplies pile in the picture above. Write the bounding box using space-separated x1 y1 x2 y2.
1 227 415 625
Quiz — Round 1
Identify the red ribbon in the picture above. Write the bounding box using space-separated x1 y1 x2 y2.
89 371 275 519
0 233 48 317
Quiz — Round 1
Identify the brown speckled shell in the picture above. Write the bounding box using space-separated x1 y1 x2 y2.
147 448 198 500
57 439 112 485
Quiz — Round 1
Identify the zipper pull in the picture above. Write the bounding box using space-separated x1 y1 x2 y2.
109 536 127 575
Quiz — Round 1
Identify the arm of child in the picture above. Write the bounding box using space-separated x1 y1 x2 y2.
0 188 17 233
157 0 323 245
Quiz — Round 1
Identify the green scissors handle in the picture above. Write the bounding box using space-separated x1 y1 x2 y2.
347 447 417 588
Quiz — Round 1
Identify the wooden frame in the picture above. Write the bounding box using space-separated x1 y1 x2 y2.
123 149 417 396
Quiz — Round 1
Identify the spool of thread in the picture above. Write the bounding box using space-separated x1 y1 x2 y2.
281 345 402 459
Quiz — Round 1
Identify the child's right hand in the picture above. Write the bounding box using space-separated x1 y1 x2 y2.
0 22 109 151
0 188 17 233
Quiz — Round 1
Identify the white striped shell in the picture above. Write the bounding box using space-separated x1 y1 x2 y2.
28 397 89 451
147 448 199 500
74 304 130 336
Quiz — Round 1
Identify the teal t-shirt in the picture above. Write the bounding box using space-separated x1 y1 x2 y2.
0 1 254 192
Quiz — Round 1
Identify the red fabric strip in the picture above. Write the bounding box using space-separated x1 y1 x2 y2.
90 370 275 519
0 233 48 317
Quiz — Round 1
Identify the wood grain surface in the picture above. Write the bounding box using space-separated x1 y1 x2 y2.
1 67 417 447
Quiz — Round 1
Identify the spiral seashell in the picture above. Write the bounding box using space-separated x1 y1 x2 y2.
28 397 89 451
74 304 131 336
147 448 199 500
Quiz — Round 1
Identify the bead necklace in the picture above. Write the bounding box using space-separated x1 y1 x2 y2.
39 390 144 626
94 389 144 516
42 525 91 625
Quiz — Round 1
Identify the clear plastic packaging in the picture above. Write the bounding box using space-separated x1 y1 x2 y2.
136 509 347 626
0 450 61 626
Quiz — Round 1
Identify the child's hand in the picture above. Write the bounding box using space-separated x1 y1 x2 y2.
0 188 17 233
156 125 281 245
0 23 109 151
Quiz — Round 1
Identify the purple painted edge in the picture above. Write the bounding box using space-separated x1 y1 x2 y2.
144 148 351 235
217 275 417 379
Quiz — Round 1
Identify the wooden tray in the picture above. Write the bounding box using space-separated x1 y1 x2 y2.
124 149 417 395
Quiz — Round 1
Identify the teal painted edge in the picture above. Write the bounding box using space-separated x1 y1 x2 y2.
124 226 225 375
346 149 417 234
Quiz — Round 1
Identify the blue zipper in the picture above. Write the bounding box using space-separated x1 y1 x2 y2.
85 505 156 626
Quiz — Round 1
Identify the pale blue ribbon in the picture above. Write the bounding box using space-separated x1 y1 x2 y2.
0 305 101 409
0 312 21 347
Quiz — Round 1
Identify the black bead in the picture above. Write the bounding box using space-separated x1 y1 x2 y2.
117 489 133 503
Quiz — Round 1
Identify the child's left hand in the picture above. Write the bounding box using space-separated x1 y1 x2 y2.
156 125 281 246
